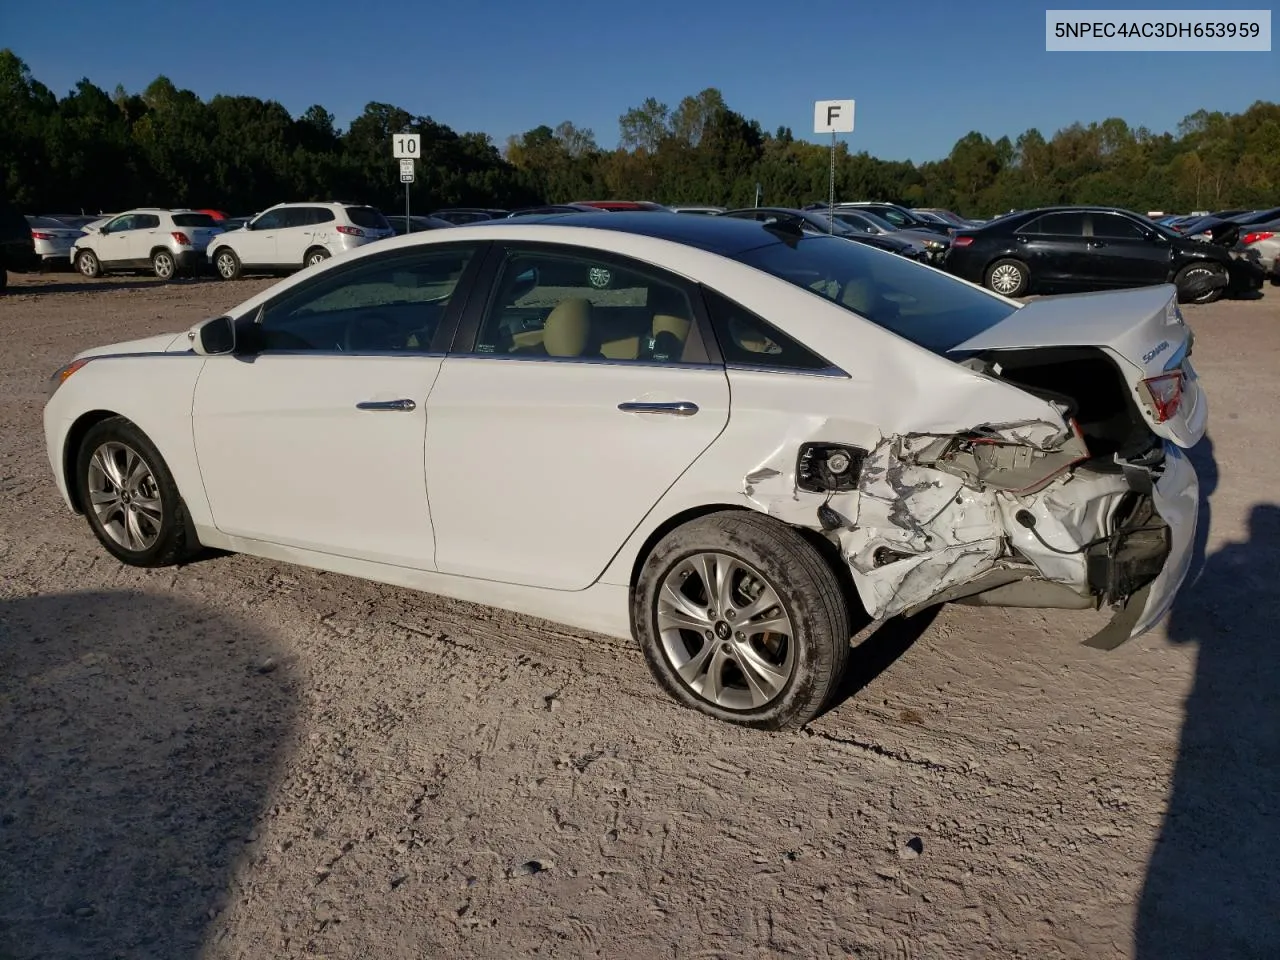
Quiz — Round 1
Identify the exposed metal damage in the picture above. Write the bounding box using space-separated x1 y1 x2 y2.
741 416 1175 640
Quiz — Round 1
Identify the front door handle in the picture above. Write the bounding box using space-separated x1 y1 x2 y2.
617 401 699 417
1087 240 1106 248
356 399 417 412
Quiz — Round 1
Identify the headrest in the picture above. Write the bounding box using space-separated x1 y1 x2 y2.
840 277 874 314
652 313 691 342
543 298 592 356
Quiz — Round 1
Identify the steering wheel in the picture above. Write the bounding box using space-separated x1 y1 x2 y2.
343 312 401 352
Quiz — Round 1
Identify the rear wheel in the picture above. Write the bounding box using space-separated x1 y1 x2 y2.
985 258 1028 297
76 249 102 279
633 511 851 730
304 246 330 268
74 417 197 568
213 247 241 280
1175 262 1226 304
152 249 176 280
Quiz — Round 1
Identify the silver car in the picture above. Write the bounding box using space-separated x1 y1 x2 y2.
823 209 951 264
26 216 85 267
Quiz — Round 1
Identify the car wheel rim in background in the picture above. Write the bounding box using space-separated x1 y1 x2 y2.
991 264 1022 294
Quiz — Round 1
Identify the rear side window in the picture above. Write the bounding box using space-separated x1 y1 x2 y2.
135 214 161 229
1022 212 1086 236
345 206 390 230
172 213 218 228
311 207 336 224
702 287 832 372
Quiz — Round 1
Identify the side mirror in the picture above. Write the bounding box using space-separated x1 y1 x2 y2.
189 316 236 355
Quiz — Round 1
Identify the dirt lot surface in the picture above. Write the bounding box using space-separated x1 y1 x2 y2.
2 272 1277 960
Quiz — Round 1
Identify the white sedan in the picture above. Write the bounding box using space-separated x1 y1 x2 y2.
43 213 1206 729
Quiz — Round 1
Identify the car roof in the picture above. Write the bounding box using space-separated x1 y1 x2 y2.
461 210 793 256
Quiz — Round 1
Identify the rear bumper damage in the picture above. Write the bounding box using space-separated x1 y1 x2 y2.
745 427 1198 649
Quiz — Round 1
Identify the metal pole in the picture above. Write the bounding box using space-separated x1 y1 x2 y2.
405 177 410 226
828 131 836 233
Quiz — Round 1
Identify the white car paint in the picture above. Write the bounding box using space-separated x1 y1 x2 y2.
44 218 1205 657
207 202 394 276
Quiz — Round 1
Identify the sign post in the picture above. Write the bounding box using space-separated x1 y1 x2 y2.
813 100 855 233
393 132 421 226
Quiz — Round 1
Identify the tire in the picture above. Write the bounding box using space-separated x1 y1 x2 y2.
1175 262 1226 304
632 510 852 730
984 258 1028 297
73 416 198 568
76 249 102 279
152 249 176 281
213 247 241 280
304 246 331 268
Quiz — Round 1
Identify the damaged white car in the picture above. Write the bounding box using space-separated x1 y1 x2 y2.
43 212 1205 729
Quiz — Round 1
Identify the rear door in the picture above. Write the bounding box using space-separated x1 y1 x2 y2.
1014 211 1090 288
1086 212 1171 288
424 241 731 590
275 207 316 266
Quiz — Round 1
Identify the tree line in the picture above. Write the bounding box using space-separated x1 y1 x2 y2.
2 49 1277 219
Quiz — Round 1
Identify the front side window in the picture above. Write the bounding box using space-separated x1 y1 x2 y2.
105 215 136 232
251 209 287 231
248 245 478 353
1091 214 1146 239
473 248 703 363
732 234 1019 355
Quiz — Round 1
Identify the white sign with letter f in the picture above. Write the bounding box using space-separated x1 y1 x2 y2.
813 99 855 134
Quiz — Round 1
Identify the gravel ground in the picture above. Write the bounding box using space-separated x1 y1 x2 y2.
1 272 1277 960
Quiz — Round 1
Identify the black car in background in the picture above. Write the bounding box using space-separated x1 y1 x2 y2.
0 199 40 291
944 205 1262 304
428 207 509 224
383 214 456 234
719 207 928 261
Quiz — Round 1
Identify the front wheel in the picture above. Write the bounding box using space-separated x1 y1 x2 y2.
1175 262 1226 304
213 247 241 280
633 511 851 730
76 249 102 279
74 417 198 567
985 258 1028 297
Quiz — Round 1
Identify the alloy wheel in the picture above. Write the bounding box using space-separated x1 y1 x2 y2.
989 263 1024 295
154 252 174 279
86 441 164 551
656 552 796 710
216 252 236 278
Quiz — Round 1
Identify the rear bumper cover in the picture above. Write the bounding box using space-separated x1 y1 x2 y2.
1128 441 1199 638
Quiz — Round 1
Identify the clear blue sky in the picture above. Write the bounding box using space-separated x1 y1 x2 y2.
2 0 1273 161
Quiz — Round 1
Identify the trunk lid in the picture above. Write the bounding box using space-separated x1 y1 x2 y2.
949 284 1206 448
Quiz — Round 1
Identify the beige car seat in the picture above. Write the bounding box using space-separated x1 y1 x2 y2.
542 297 592 357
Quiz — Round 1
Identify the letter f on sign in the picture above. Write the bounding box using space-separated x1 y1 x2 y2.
827 105 840 125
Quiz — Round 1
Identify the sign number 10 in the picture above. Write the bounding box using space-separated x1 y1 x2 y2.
393 133 420 159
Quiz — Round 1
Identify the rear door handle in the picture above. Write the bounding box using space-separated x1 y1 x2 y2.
1088 240 1106 248
617 401 699 417
356 399 416 412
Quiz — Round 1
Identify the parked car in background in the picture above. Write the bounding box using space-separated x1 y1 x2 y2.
507 204 607 217
429 208 510 224
573 200 672 212
216 216 251 232
836 202 953 236
26 215 85 267
207 202 393 279
41 213 109 230
911 207 980 230
0 200 40 290
71 209 223 280
670 205 725 215
720 207 928 261
945 205 1262 303
384 214 456 234
818 207 950 264
1237 219 1280 284
44 212 1207 729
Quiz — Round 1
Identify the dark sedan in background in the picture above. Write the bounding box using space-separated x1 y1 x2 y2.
719 207 930 261
944 205 1264 303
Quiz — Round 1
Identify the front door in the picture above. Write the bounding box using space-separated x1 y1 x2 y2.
425 243 731 590
192 242 484 569
238 208 285 266
1086 212 1172 288
97 214 139 267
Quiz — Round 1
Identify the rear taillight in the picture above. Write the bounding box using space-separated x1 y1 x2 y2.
31 231 54 240
171 231 191 245
1243 231 1274 245
336 225 365 237
1143 371 1184 423
952 236 974 247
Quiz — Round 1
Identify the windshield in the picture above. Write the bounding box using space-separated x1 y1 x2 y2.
733 235 1019 354
1127 211 1181 240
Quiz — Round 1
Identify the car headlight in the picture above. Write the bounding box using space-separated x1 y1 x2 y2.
48 358 90 398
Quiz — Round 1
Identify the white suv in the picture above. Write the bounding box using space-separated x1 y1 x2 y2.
208 202 394 279
71 209 223 280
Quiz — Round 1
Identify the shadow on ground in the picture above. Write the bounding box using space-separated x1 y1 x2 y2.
1136 436 1280 958
0 590 296 960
